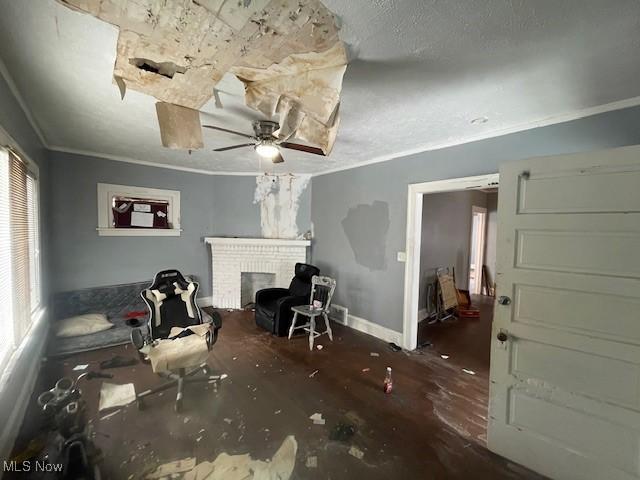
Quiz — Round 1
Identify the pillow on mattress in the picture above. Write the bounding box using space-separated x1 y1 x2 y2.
55 313 113 338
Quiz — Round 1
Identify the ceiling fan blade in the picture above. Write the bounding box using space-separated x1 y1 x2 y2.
272 152 285 164
214 143 255 152
203 125 254 139
279 142 325 156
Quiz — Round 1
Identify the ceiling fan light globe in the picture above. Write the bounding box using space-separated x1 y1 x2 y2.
255 143 279 158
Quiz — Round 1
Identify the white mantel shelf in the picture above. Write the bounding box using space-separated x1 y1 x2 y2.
205 237 310 309
204 237 311 247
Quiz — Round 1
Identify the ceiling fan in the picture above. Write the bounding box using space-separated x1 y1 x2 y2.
203 120 326 164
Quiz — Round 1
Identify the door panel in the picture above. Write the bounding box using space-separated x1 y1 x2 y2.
514 284 640 343
489 145 640 480
517 166 640 214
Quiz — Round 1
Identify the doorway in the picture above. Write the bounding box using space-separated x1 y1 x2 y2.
401 174 499 351
468 206 487 295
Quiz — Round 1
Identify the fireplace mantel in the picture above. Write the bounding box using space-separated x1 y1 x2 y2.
205 237 310 309
204 237 311 247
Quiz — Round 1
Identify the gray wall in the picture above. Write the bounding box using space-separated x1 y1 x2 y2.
311 105 640 332
48 151 311 296
418 190 487 313
484 192 498 287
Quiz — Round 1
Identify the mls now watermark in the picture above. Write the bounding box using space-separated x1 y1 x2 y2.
3 461 63 473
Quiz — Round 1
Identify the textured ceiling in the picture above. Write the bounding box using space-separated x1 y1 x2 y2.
1 0 640 175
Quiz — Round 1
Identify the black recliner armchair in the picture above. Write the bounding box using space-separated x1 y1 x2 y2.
255 263 320 336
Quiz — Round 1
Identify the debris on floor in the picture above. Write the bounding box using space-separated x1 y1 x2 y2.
146 457 196 479
72 364 89 371
309 413 326 425
361 368 370 372
98 382 136 411
316 345 323 350
309 369 319 378
388 342 402 352
99 409 121 421
370 352 380 357
441 354 450 360
99 355 138 369
348 445 365 460
462 368 476 375
182 435 297 480
329 422 356 442
305 456 318 468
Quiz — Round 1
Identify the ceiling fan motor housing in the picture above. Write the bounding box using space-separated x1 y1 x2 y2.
253 120 279 140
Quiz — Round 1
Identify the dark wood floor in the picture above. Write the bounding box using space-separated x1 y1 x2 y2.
417 294 495 377
11 307 543 479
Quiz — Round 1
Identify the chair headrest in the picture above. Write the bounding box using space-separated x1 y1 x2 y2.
294 263 320 282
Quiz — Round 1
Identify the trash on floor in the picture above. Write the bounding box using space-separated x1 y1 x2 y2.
98 382 136 411
329 422 356 442
146 457 196 479
462 368 476 375
182 435 297 480
370 352 380 357
361 368 370 372
309 369 319 378
309 413 326 425
388 342 402 352
348 445 364 460
99 409 121 421
305 456 318 468
441 354 450 360
72 364 89 371
316 345 323 350
99 355 138 369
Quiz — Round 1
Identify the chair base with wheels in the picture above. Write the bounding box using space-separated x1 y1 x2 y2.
288 306 333 350
135 364 221 412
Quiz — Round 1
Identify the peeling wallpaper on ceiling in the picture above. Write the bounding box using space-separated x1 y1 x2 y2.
56 0 348 155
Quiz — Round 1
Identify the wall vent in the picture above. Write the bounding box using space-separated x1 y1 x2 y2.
329 304 348 324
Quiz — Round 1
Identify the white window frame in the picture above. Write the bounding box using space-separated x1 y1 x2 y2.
0 125 45 368
97 183 181 236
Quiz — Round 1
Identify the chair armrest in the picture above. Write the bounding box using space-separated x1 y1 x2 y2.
255 288 290 304
277 295 309 312
201 310 222 348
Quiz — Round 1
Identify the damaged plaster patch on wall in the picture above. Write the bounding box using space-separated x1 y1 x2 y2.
56 0 348 153
254 174 310 239
341 201 390 271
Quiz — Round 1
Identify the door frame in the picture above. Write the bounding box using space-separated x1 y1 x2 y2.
401 173 499 350
469 205 488 295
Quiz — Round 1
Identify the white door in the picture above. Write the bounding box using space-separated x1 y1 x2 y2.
488 145 640 480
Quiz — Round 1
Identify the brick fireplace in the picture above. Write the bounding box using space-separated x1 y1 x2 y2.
204 237 311 309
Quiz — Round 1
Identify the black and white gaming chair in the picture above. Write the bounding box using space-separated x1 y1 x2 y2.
131 269 222 412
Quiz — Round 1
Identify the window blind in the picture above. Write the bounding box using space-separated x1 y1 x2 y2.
9 151 31 342
27 173 40 311
0 150 13 361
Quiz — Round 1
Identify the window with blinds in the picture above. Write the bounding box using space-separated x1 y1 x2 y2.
0 147 41 366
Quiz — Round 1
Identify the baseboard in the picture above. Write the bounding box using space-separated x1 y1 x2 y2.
0 309 49 472
197 296 213 308
331 305 402 345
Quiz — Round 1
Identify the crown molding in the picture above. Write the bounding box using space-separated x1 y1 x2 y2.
312 95 640 177
48 145 266 176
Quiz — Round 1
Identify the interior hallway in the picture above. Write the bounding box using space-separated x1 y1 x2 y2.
417 295 495 378
10 308 541 480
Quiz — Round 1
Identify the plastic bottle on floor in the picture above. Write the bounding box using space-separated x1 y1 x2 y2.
383 366 393 394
